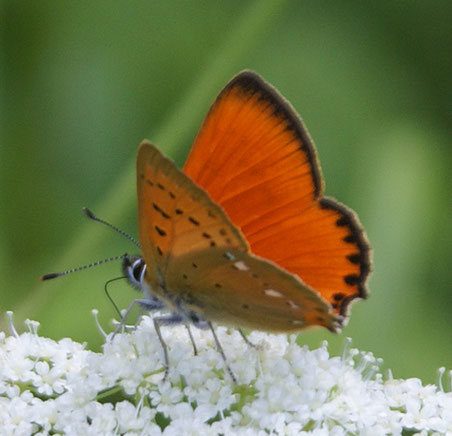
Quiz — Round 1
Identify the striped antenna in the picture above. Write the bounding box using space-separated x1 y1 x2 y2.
40 253 128 281
82 207 140 249
40 208 140 281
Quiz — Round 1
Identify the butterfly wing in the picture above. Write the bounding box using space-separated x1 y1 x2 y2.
136 141 338 330
136 141 248 294
184 71 371 317
166 247 340 333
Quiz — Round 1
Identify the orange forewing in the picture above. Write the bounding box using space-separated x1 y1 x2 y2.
136 142 248 295
184 71 371 317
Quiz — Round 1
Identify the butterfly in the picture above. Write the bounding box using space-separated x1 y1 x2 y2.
122 71 371 341
42 71 371 382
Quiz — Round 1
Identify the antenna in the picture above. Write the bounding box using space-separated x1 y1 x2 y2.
40 253 128 281
40 208 140 281
82 207 140 249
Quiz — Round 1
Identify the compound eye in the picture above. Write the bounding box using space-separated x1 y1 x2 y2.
132 264 142 282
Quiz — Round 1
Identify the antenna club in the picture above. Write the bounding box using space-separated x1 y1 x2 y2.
82 207 96 219
40 273 60 281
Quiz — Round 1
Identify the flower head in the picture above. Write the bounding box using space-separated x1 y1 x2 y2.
0 313 450 435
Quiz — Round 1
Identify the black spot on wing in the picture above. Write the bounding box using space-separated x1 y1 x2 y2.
154 225 167 237
333 292 345 301
347 253 362 264
188 216 200 226
152 203 171 219
336 216 350 227
344 274 359 286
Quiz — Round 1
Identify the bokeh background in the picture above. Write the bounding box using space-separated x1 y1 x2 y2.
1 1 451 384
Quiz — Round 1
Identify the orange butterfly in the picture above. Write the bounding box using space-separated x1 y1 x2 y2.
128 71 371 337
42 71 371 381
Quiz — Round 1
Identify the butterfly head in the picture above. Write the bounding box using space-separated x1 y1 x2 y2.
122 254 147 291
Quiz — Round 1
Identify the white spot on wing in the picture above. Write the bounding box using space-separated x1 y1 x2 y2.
292 319 303 325
233 261 249 271
287 300 300 309
224 252 235 261
264 289 283 298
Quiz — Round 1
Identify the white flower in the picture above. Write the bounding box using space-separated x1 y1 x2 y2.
149 382 184 416
0 312 451 435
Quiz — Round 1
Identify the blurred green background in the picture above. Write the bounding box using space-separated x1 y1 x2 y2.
1 0 451 385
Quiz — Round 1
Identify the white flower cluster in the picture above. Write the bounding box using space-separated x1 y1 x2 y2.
0 312 451 435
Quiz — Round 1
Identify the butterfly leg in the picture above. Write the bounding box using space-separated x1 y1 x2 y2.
113 298 165 337
153 314 184 381
185 324 198 355
238 328 256 348
207 321 237 384
135 297 166 326
187 313 236 382
139 297 166 313
144 303 198 356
